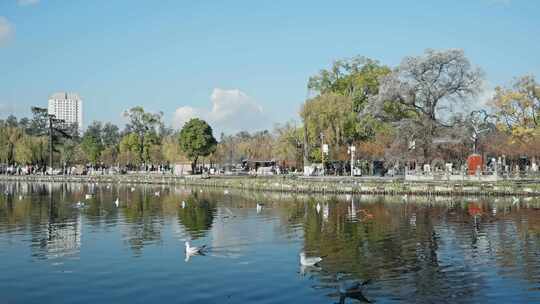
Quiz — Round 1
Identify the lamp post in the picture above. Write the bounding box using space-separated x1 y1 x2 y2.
320 132 325 163
348 145 356 177
320 132 326 176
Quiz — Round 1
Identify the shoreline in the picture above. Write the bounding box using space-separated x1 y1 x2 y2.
1 174 540 197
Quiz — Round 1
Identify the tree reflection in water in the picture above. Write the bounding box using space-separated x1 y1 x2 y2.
0 183 539 303
292 195 540 303
177 192 217 240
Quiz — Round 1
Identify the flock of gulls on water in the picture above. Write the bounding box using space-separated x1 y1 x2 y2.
31 187 537 303
71 186 372 302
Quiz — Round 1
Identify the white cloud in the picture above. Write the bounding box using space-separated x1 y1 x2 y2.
0 17 14 47
17 0 40 6
173 106 203 129
173 88 270 135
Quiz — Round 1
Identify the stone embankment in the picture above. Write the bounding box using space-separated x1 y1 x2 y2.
1 174 540 197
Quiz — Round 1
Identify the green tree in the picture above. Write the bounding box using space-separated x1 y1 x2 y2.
273 121 303 168
123 107 163 163
14 135 48 165
300 93 352 161
81 134 103 164
100 146 118 166
162 135 188 164
303 56 393 164
5 115 18 128
119 133 140 166
308 56 391 113
0 126 23 164
102 122 120 147
27 107 49 136
178 118 217 173
58 138 78 166
81 121 104 164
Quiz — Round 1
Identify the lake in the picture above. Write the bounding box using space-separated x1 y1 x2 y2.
1 182 539 303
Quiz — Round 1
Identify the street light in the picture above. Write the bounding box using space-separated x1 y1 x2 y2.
348 145 356 177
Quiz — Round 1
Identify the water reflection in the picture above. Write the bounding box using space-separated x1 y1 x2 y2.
177 193 217 240
0 182 539 303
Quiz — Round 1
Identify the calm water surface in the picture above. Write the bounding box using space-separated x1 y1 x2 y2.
1 182 539 303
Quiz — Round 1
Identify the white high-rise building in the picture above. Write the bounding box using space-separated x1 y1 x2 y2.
48 92 83 131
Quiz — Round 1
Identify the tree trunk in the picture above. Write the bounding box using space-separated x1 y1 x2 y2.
191 156 198 174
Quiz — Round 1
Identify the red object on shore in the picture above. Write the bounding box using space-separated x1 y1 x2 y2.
468 203 483 216
467 154 483 175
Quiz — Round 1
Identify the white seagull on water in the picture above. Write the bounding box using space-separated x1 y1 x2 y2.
256 203 263 213
299 252 323 267
185 241 207 255
114 198 119 208
181 201 186 208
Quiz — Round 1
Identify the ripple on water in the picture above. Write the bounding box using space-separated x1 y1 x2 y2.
1 185 540 303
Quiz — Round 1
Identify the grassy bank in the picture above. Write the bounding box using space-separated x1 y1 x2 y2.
1 174 540 197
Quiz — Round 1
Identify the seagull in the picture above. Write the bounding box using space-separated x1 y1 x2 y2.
131 187 136 192
85 194 92 200
316 203 321 214
185 251 197 262
181 201 186 208
114 198 119 208
185 241 207 255
299 252 323 267
256 203 263 213
18 195 23 200
154 191 160 197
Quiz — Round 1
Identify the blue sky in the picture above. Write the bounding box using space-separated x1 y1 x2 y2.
0 0 539 134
